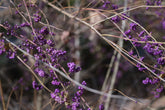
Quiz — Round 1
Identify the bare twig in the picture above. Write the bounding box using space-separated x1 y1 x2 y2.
101 50 117 92
92 5 165 26
6 89 14 110
105 0 127 109
74 0 81 83
0 80 6 110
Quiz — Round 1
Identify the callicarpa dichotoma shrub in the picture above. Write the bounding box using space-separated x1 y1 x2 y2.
0 0 165 110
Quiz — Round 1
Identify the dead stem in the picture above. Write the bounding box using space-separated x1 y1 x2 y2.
0 80 6 110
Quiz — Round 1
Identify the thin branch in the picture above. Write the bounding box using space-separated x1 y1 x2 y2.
105 0 127 109
6 89 14 110
101 50 117 92
74 0 81 83
0 80 6 110
92 5 165 26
